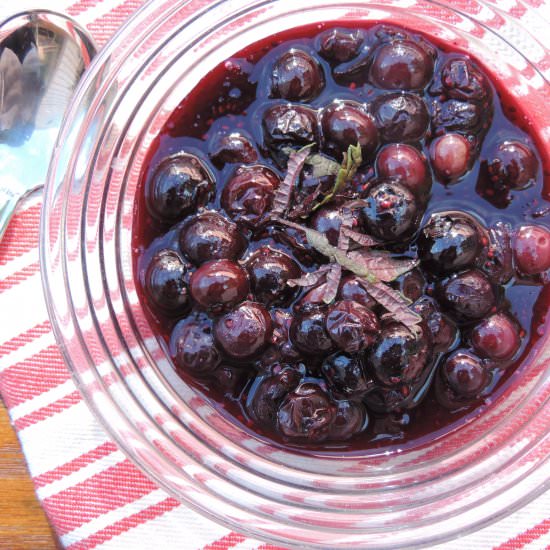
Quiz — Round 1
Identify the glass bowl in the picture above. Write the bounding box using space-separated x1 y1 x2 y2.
40 1 550 548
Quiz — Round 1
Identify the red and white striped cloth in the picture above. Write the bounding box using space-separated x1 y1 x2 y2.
0 1 549 548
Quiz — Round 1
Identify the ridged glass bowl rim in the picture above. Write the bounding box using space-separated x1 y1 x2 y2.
40 1 550 548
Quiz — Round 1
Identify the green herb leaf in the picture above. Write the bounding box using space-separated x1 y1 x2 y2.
312 143 363 211
346 249 419 282
305 153 341 178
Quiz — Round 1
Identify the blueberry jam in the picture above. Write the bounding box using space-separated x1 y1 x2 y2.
133 22 550 452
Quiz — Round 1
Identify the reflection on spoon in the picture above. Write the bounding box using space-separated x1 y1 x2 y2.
0 10 96 241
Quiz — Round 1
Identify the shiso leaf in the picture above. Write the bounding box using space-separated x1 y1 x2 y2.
340 226 381 248
312 142 363 211
346 249 419 283
305 153 341 178
272 144 314 217
287 265 331 288
323 264 342 304
358 279 423 327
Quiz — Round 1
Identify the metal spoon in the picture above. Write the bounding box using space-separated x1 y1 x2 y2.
0 10 96 241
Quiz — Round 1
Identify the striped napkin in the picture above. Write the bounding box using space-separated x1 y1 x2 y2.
0 1 549 548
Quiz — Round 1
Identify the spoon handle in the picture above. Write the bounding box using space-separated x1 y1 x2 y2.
0 187 21 242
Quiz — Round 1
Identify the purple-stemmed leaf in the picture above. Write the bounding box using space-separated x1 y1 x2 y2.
358 279 422 327
346 249 419 282
323 263 342 304
340 226 382 248
287 265 331 288
272 145 313 217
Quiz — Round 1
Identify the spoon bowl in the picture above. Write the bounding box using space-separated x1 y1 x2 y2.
0 10 95 240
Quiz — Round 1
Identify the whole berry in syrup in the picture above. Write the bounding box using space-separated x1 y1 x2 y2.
179 211 247 265
136 22 548 451
144 249 191 315
146 153 215 223
271 49 325 101
189 259 249 313
221 165 280 226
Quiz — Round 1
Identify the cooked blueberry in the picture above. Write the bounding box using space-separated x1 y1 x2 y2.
321 100 379 159
430 98 484 135
361 181 419 241
513 225 550 275
438 57 491 104
486 140 538 190
221 165 280 225
441 349 489 397
417 212 481 274
262 103 319 150
245 246 301 306
369 40 434 90
171 319 220 376
436 269 495 321
271 49 325 101
368 323 430 387
321 352 372 398
179 211 247 265
317 28 364 63
480 222 514 285
472 312 521 361
277 382 335 442
144 249 190 314
325 300 380 353
310 205 363 246
338 275 377 310
211 364 248 395
372 92 429 142
214 301 273 360
376 145 430 199
430 133 471 182
247 367 303 427
392 268 426 302
289 306 334 355
208 132 258 168
189 259 249 313
328 400 367 440
146 153 215 223
412 296 458 353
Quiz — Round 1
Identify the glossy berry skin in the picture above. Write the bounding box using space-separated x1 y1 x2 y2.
437 269 495 321
368 323 430 388
486 141 538 190
392 268 426 302
146 153 215 223
145 249 190 315
361 181 418 241
189 259 249 313
321 101 379 159
289 306 334 355
430 133 471 182
247 367 302 427
417 213 481 274
438 57 491 103
317 28 364 63
245 246 301 306
171 319 221 376
376 144 430 198
179 211 247 265
338 276 377 309
321 353 372 398
208 132 258 168
372 92 429 143
271 49 325 101
431 98 483 135
325 300 380 353
369 40 434 90
412 296 458 353
310 205 363 246
221 165 280 225
471 312 521 361
214 301 273 360
262 103 319 150
513 225 550 275
277 382 335 443
441 349 489 398
328 400 367 441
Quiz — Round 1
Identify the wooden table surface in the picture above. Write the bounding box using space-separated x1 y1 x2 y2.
0 399 60 549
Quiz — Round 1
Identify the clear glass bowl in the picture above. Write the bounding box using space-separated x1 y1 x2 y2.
40 1 550 548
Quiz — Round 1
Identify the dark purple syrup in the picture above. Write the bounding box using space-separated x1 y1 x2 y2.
132 21 550 454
